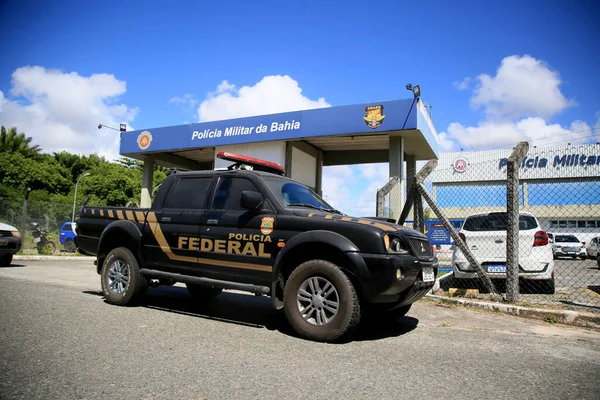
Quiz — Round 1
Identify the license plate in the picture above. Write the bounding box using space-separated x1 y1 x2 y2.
422 267 435 282
33 237 41 243
0 239 8 246
487 264 506 273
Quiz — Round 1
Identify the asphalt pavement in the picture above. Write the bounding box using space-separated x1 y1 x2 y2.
1 260 599 400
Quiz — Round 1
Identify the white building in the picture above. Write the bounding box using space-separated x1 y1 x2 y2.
428 143 600 244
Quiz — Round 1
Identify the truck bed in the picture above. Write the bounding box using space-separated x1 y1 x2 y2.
76 206 149 256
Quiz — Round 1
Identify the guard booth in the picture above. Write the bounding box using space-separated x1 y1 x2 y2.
119 93 440 220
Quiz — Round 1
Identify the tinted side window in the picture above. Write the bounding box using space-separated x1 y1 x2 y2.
63 223 72 231
212 177 259 210
463 214 538 231
164 177 212 209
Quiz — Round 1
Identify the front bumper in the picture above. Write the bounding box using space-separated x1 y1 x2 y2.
0 236 22 256
359 252 438 304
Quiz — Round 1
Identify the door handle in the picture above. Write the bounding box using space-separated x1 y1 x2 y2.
207 219 218 225
161 217 171 222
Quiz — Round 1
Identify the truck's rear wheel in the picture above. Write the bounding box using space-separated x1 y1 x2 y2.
100 247 147 306
283 259 361 342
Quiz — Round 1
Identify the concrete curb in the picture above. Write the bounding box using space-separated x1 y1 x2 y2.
14 255 95 261
425 294 600 330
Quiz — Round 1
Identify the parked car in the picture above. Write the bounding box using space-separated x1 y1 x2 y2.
552 234 587 259
585 236 599 260
452 211 555 294
0 222 22 266
59 222 77 252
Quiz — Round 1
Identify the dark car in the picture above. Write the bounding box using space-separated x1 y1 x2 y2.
75 152 438 342
0 222 22 266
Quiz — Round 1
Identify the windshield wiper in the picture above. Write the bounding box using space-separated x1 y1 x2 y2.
287 203 343 214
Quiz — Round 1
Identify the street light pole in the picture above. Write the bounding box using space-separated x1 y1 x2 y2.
72 173 90 222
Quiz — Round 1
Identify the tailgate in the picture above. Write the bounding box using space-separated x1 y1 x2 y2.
465 229 535 258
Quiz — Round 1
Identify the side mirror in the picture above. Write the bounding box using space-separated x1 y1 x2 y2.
241 191 263 210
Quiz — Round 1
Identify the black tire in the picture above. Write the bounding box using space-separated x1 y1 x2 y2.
64 239 77 253
538 273 556 295
186 283 222 300
283 259 361 342
100 247 148 306
0 254 13 267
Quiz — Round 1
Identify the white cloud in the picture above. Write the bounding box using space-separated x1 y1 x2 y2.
453 77 471 91
440 118 595 151
471 54 574 120
440 55 598 152
169 93 198 110
0 66 137 160
197 75 331 122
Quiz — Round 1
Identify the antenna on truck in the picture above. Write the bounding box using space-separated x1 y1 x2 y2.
216 152 286 176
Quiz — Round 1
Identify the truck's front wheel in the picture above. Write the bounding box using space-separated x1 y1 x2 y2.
100 247 147 306
283 259 361 342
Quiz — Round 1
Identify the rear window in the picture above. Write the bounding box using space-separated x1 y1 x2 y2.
555 235 580 243
462 214 538 231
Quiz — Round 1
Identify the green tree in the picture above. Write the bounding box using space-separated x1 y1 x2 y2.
0 126 41 158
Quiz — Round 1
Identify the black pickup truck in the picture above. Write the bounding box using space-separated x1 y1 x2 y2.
76 152 438 342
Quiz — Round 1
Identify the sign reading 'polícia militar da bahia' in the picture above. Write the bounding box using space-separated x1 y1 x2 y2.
192 120 301 141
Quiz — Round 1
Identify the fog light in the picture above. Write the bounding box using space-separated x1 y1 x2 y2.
396 268 403 280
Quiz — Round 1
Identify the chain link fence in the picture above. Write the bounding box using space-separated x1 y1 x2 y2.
0 197 77 255
412 143 600 312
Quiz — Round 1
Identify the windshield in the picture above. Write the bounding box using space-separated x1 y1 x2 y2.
262 176 338 212
462 213 538 231
555 235 580 243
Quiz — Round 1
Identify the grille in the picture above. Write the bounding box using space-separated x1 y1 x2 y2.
407 238 433 257
561 247 579 252
0 230 12 237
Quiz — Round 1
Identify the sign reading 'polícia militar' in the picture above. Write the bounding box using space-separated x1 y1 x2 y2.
499 152 600 169
192 120 301 141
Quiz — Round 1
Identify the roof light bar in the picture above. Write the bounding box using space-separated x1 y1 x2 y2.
216 151 286 176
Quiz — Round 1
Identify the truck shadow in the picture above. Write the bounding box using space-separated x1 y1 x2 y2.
94 285 419 342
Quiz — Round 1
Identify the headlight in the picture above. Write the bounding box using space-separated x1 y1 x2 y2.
11 231 21 238
384 234 409 254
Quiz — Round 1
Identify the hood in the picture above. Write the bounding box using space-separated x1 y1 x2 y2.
0 222 18 231
291 209 425 237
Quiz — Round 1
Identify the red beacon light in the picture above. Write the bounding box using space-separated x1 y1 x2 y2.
216 152 286 176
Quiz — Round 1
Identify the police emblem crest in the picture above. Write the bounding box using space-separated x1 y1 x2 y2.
261 217 274 235
137 131 153 150
364 105 385 129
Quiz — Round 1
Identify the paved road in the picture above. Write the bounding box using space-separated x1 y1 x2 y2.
1 260 599 400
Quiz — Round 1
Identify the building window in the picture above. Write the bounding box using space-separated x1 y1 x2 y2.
588 221 597 228
578 220 587 228
558 221 567 228
550 220 558 228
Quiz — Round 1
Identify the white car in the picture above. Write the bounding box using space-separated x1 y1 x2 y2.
585 237 599 260
552 234 587 259
0 222 22 266
452 211 555 294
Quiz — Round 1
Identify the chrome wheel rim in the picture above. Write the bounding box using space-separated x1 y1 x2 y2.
297 276 339 326
107 260 130 294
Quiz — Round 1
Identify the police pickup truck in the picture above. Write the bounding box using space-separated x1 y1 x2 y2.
76 152 438 342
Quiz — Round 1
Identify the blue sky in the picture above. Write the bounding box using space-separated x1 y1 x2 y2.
0 0 599 215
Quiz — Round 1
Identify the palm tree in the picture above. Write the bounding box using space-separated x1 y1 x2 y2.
0 126 42 157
